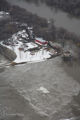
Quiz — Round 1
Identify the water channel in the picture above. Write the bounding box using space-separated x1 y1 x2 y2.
7 0 80 36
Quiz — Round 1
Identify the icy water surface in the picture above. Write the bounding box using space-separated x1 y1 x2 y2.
0 54 9 73
0 56 80 120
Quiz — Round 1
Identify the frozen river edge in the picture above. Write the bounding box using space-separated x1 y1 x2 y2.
0 56 80 120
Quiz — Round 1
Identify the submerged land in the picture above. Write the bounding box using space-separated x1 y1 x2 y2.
0 0 80 120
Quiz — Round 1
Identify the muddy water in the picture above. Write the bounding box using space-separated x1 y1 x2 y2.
7 0 80 36
0 56 80 120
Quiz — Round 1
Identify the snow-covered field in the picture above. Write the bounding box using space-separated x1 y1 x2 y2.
12 42 51 63
0 30 52 64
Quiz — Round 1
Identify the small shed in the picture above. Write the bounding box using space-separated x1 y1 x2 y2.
35 37 48 46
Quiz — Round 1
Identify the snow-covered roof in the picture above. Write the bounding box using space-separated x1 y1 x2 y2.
35 37 47 42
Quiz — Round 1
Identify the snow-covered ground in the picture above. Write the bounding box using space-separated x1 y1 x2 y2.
14 48 50 63
0 30 52 64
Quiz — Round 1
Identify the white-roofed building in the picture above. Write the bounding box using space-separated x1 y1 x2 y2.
35 37 48 46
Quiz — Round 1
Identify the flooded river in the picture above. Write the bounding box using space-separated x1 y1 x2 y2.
0 1 80 120
7 0 80 36
0 55 80 120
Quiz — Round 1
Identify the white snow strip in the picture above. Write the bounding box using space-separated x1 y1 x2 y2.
35 37 46 42
60 119 70 120
60 118 77 120
13 48 50 63
25 42 38 49
28 27 33 29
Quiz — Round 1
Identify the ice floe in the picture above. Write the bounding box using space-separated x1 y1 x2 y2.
60 117 80 120
37 86 50 94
